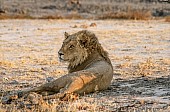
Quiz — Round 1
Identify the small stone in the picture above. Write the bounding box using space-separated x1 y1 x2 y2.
1 96 10 104
1 94 18 104
3 77 9 81
9 80 19 84
72 25 78 28
26 104 33 109
17 90 24 98
46 77 54 82
1 72 6 75
26 92 43 105
139 99 145 105
18 101 25 108
90 23 97 27
41 67 49 71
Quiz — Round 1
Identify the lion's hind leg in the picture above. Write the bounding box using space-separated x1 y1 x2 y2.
42 75 84 100
21 75 72 96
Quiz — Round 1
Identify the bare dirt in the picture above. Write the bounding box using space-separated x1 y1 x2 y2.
0 19 170 111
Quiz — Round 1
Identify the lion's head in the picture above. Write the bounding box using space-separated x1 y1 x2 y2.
58 30 111 70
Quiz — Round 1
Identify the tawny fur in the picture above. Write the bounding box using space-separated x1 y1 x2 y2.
22 30 113 99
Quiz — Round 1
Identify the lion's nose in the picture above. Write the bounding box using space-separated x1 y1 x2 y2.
58 51 64 56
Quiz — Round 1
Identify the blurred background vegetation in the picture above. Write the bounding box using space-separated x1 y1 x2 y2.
0 0 170 20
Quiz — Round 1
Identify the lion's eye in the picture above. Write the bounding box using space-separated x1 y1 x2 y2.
69 45 74 49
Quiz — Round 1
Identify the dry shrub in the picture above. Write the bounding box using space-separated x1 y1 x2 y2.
65 12 83 19
0 14 34 19
0 14 9 19
98 10 151 20
71 23 97 28
134 58 167 76
12 14 34 19
127 10 151 20
135 58 156 76
39 15 62 19
0 60 15 68
0 14 63 20
90 23 97 27
165 16 170 22
116 58 167 76
162 58 170 65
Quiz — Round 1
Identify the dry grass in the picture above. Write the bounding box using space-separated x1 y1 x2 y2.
165 16 170 22
0 9 152 20
0 14 34 19
0 60 16 68
135 58 157 76
1 91 168 112
0 92 97 112
0 14 63 20
0 13 83 20
98 9 152 20
38 15 62 19
116 58 168 76
0 20 169 111
64 12 83 19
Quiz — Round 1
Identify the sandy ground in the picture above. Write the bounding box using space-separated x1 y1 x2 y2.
0 19 170 111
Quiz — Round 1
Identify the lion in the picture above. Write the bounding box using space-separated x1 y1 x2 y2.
19 30 113 100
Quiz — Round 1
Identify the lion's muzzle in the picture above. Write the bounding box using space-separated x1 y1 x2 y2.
58 51 65 61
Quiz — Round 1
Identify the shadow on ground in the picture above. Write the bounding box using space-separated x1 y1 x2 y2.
92 75 170 111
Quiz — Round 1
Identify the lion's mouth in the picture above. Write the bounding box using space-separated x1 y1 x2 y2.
58 52 66 61
58 56 68 62
59 56 64 61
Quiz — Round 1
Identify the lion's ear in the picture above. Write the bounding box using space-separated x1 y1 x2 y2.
64 32 69 39
77 34 88 48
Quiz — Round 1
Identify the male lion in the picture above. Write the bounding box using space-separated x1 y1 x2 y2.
22 30 113 99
